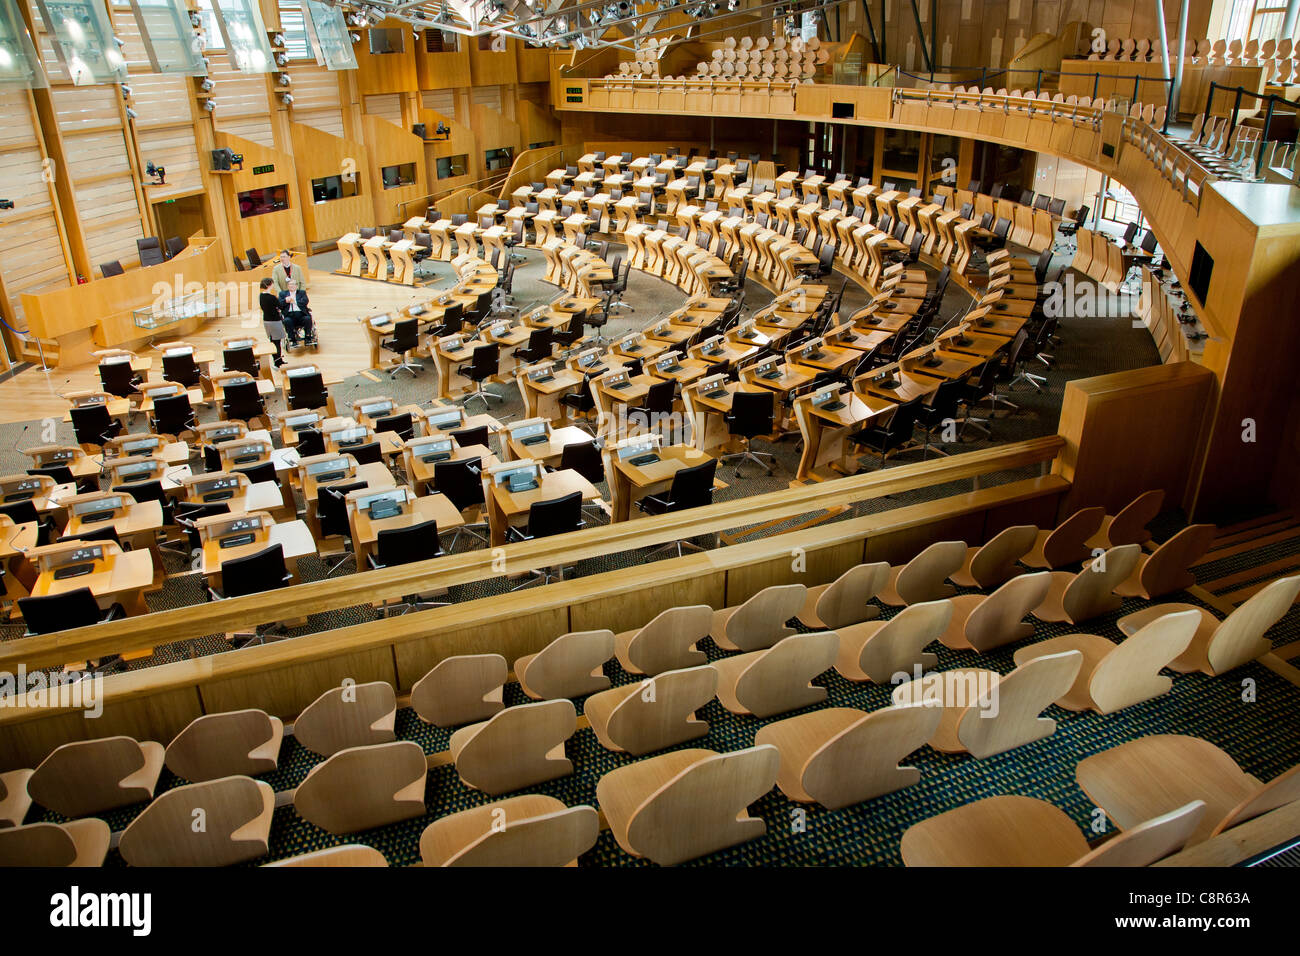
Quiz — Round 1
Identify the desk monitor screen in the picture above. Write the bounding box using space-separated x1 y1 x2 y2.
619 334 640 351
164 347 193 358
755 361 779 379
510 421 548 443
100 354 131 366
285 413 318 431
73 496 122 519
492 322 509 338
305 457 350 479
414 438 454 462
287 365 319 378
357 487 409 520
703 338 724 355
441 335 464 352
700 375 727 397
116 460 157 480
230 443 266 463
76 395 107 406
59 545 104 565
617 437 659 460
205 426 241 444
120 439 161 457
654 321 672 336
226 339 254 349
812 389 841 408
528 366 556 383
577 351 598 368
368 314 391 329
332 427 369 447
358 400 394 418
9 477 42 495
427 408 464 430
495 464 540 492
147 384 181 397
801 342 824 361
48 448 74 460
408 304 426 317
223 515 263 534
657 356 681 372
736 322 757 340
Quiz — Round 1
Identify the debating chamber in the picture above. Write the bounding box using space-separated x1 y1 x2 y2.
0 0 1299 893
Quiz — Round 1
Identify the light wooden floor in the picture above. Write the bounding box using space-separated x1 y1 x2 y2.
0 269 438 426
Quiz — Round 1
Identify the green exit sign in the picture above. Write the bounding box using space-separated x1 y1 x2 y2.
253 163 275 175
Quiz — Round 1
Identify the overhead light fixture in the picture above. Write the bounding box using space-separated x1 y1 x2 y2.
205 98 217 111
278 73 291 86
200 78 214 92
120 83 132 98
125 106 138 119
280 91 293 104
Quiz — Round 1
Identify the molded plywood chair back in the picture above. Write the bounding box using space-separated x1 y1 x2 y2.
1014 608 1199 713
293 681 397 757
411 654 508 727
1073 801 1206 866
515 629 615 700
879 540 967 606
713 631 839 717
0 769 33 828
1023 506 1105 569
945 571 1052 652
955 649 1083 758
1115 523 1215 600
952 524 1038 589
838 599 954 683
711 583 807 651
449 699 577 795
614 605 713 676
598 745 780 865
293 741 427 835
797 562 889 628
1089 489 1164 548
1118 574 1300 675
756 703 942 809
1077 734 1300 845
119 775 274 866
1033 544 1141 624
265 844 388 866
420 795 599 866
165 709 284 782
586 665 718 756
0 819 111 867
28 736 165 818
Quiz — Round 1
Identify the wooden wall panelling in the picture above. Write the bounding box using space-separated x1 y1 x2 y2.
200 647 399 723
291 122 373 243
517 97 561 149
1056 362 1216 517
469 39 518 87
469 102 521 170
515 42 552 84
290 62 348 138
421 110 478 195
354 25 419 96
214 132 307 257
416 45 472 91
392 606 569 690
362 114 428 225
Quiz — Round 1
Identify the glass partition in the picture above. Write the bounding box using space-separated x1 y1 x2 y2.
128 0 206 74
35 0 128 85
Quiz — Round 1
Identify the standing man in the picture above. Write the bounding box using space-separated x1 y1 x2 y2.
271 249 307 293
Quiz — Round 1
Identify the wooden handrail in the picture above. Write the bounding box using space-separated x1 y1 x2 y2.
0 472 1069 730
0 437 1064 671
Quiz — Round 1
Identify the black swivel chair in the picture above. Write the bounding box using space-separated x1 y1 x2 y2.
1 499 53 546
851 397 924 466
552 312 585 349
349 441 384 465
234 460 278 487
207 544 293 647
18 589 122 652
449 424 489 450
137 237 166 267
368 520 449 615
721 389 777 476
602 261 633 316
151 393 196 438
506 491 585 588
381 318 423 378
162 350 202 389
435 302 465 337
433 457 488 550
164 236 186 259
316 481 365 575
460 344 502 411
222 346 259 377
99 261 125 278
553 441 607 524
99 360 141 400
560 375 598 432
629 379 674 431
374 412 415 443
908 378 967 459
1057 204 1089 250
295 428 327 458
221 381 265 425
634 459 719 557
245 248 263 268
70 404 122 449
412 232 434 279
514 327 554 365
28 464 75 487
287 371 329 411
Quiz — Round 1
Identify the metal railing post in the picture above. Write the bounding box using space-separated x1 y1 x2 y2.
1036 69 1042 95
1257 94 1275 178
1093 72 1100 101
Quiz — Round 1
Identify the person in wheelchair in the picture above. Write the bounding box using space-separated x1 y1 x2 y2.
278 276 317 348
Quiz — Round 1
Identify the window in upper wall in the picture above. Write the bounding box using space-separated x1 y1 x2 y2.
311 173 359 203
368 28 404 54
1224 0 1297 42
437 154 468 178
382 162 417 188
196 0 224 52
423 29 459 52
238 185 290 217
484 147 513 171
277 0 311 59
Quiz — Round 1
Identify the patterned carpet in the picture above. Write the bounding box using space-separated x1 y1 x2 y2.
24 572 1300 867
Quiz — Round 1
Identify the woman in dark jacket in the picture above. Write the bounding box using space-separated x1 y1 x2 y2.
259 277 286 366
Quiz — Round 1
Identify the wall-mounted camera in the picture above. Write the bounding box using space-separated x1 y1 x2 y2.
145 162 166 185
0 200 14 211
